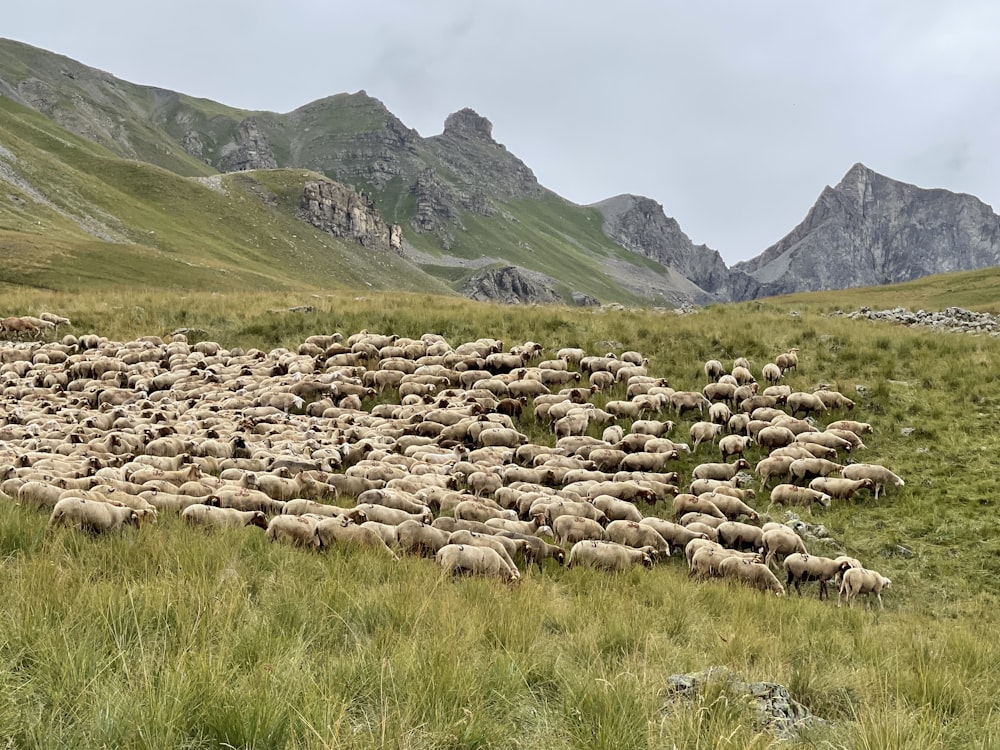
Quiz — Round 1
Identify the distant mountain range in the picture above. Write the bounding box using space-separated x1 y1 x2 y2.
2 37 999 305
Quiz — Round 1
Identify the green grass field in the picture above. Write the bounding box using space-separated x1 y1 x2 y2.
1 284 999 747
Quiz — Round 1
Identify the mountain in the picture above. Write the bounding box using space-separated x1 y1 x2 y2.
3 38 1000 305
732 163 1000 298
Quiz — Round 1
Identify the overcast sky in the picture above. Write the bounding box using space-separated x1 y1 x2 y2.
5 1 999 264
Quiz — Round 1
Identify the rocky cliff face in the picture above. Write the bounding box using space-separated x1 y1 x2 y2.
220 119 277 172
461 266 562 305
732 163 1000 298
301 178 402 254
592 194 761 303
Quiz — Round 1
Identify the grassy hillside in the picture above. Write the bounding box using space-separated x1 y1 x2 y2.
0 97 453 295
1 284 1000 746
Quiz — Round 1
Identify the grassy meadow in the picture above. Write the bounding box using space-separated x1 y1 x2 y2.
2 283 1000 748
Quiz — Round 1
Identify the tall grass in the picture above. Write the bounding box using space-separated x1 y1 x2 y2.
2 288 1000 746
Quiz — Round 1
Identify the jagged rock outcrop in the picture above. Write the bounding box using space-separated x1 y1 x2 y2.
461 266 563 305
732 163 1000 298
220 119 277 172
301 178 402 254
411 168 458 233
592 194 761 302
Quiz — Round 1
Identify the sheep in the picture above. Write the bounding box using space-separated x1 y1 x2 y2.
789 458 844 482
703 382 737 404
604 520 670 557
708 402 732 425
704 359 725 381
754 456 796 489
827 420 873 435
719 434 752 461
671 391 711 416
795 431 853 453
838 567 892 609
783 553 860 599
825 428 867 451
436 544 517 582
678 512 726 528
567 541 658 571
265 514 322 550
552 515 606 545
395 519 451 557
590 494 644 523
762 526 808 567
768 483 832 510
787 392 827 418
808 477 875 501
775 348 799 374
756 425 797 450
493 530 567 569
629 419 675 437
47 496 148 533
672 493 725 521
282 499 367 522
688 546 732 580
689 422 724 450
685 538 723 568
639 517 709 548
447 530 523 580
761 363 782 384
841 464 905 500
692 459 750 481
813 389 855 410
718 557 785 596
700 491 758 521
181 504 269 530
354 503 432 526
315 517 399 559
689 477 750 498
716 521 764 552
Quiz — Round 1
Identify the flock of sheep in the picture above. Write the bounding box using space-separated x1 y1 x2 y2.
0 320 898 609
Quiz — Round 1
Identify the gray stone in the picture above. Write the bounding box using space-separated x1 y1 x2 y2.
300 178 402 254
461 266 563 305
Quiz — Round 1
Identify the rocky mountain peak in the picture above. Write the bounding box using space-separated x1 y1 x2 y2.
442 108 494 141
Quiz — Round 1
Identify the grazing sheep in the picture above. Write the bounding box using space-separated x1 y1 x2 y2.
552 514 606 545
689 421 724 450
604 520 670 557
181 504 269 530
813 389 855 410
265 514 322 550
395 519 451 557
447 530 523 579
756 425 797 450
494 530 567 569
795 431 853 453
591 494 644 523
716 521 764 552
827 420 873 435
789 458 844 482
700 492 758 521
436 544 517 582
567 541 658 571
755 455 796 489
762 526 808 567
808 477 875 501
838 567 892 609
704 359 725 381
315 517 399 559
783 553 860 599
672 493 725 521
47 496 148 533
671 391 711 416
692 459 751 481
761 363 782 384
841 464 905 500
787 392 828 418
719 557 786 596
775 348 800 374
719 434 753 461
768 483 832 510
639 517 709 548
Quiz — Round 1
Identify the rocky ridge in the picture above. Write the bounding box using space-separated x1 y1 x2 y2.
461 266 563 305
300 178 402 254
836 306 1000 335
219 119 278 172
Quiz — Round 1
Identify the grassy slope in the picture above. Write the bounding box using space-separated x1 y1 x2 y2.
1 283 999 746
0 98 452 295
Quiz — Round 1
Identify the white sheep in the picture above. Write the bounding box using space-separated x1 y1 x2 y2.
838 567 892 609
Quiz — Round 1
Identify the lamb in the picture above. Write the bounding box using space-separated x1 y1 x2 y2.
567 541 658 571
838 567 892 609
783 553 860 599
265 514 322 550
47 496 147 533
768 483 832 510
181 503 269 530
436 544 517 582
808 477 875 501
841 464 905 500
719 557 786 596
762 526 808 567
604 520 670 557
